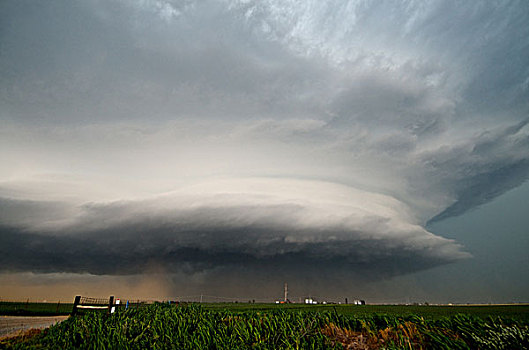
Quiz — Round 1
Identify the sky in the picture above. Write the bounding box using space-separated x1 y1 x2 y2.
1 0 528 303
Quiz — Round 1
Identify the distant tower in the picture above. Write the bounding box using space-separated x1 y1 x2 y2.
284 283 288 302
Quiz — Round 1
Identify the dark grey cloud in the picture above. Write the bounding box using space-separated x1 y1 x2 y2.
424 119 529 222
0 0 528 290
0 178 468 278
0 224 457 278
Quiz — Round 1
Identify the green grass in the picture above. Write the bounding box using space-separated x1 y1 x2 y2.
0 302 73 316
2 301 527 321
2 303 528 349
204 303 529 322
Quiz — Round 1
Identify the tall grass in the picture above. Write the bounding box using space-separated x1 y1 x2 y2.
2 304 528 349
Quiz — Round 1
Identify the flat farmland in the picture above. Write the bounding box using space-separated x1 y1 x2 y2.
0 302 73 317
3 301 527 321
204 303 529 322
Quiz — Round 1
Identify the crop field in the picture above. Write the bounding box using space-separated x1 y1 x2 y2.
1 303 528 349
0 302 73 317
204 303 529 322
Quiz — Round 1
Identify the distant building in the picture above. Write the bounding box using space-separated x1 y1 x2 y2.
304 298 317 304
353 300 366 305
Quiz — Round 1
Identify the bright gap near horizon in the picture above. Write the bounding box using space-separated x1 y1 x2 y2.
0 0 528 302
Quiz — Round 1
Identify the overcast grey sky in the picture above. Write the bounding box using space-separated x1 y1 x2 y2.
1 0 528 302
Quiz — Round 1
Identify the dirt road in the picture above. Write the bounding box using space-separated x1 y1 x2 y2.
0 316 69 338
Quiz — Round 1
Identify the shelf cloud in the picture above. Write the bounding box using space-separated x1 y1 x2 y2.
1 179 468 277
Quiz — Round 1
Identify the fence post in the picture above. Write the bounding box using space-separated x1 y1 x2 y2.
108 295 114 314
72 295 81 315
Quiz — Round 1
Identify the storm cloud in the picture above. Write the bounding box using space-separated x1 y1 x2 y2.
1 0 528 293
0 179 467 277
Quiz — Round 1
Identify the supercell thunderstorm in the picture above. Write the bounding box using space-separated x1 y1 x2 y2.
1 1 528 287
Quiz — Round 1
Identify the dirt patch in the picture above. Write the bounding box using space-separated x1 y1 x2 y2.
322 323 378 349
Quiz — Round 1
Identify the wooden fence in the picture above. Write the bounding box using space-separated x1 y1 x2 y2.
72 295 117 315
71 296 175 315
